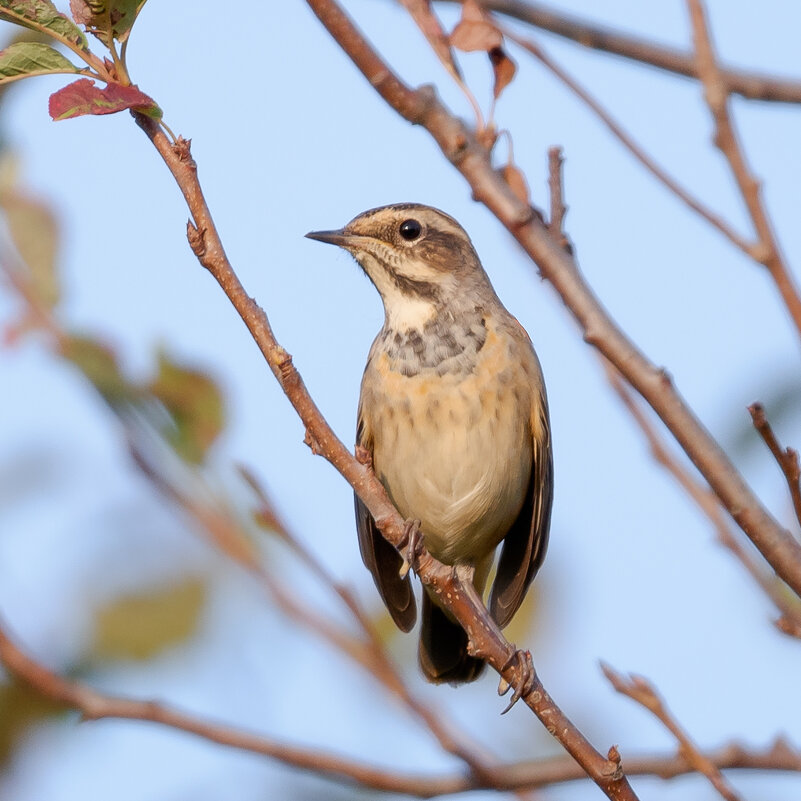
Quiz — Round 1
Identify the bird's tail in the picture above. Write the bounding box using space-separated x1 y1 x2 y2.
418 591 485 684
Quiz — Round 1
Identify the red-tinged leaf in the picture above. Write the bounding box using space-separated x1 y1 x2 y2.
489 45 516 99
400 0 462 81
502 162 530 204
48 77 161 120
0 41 80 85
450 0 502 53
70 0 147 44
0 0 88 50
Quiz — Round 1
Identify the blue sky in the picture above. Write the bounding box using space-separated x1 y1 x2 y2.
1 2 800 800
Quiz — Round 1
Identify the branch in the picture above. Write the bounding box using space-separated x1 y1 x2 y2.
504 28 755 257
602 665 743 801
130 121 635 799
305 0 801 600
749 403 801 530
1 620 800 795
605 370 801 639
687 0 801 343
440 0 801 104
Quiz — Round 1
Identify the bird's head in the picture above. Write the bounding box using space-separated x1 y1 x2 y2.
306 203 495 330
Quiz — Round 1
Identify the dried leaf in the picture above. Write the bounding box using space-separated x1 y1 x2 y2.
69 0 147 44
91 576 206 661
400 0 462 81
502 162 530 204
48 77 161 120
0 41 80 84
0 0 88 50
489 45 516 99
450 0 502 52
147 348 226 465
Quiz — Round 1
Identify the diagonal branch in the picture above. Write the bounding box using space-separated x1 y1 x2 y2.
305 0 801 601
602 665 743 801
605 368 801 638
2 619 800 794
749 403 801 530
440 0 801 104
687 0 801 343
130 121 637 799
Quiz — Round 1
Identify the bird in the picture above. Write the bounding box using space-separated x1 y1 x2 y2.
306 203 552 684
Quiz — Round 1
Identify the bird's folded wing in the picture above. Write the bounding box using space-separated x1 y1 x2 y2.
489 391 553 628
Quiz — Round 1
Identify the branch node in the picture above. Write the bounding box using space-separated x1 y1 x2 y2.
186 221 207 259
304 428 323 455
173 135 194 166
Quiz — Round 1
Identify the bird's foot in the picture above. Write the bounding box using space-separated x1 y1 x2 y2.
498 648 535 714
398 519 423 579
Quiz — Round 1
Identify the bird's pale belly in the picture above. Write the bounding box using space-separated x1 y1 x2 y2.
367 354 533 566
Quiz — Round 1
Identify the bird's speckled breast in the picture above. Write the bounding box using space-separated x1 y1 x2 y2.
359 314 539 565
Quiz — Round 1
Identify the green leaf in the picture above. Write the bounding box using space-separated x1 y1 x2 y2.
0 181 61 308
0 0 88 51
148 349 226 465
0 677 67 765
69 0 147 45
63 334 133 403
0 41 80 84
90 576 206 661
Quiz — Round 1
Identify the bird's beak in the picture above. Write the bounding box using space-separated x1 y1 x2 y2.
305 228 350 247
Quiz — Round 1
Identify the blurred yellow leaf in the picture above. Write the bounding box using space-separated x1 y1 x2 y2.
148 348 225 465
0 677 67 765
91 576 206 661
63 334 132 404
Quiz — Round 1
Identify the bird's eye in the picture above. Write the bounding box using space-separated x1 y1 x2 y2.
399 219 422 241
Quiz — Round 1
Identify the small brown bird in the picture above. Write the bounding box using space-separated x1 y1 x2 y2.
307 203 552 684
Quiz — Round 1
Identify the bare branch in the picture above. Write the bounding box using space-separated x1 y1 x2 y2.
606 369 801 638
504 28 755 257
2 619 800 794
687 0 801 343
602 665 743 801
546 145 569 250
438 0 801 104
305 0 801 602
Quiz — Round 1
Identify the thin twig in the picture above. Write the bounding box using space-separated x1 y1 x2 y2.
605 368 801 639
546 145 569 250
437 0 801 104
749 403 801 530
602 665 743 801
505 28 755 257
687 0 801 343
1 620 800 794
305 0 801 602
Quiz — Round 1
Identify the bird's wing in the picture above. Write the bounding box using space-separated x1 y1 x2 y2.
489 388 553 628
354 412 417 632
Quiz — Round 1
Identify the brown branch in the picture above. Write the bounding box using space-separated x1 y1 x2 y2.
305 0 801 601
606 370 801 639
1 619 800 795
505 28 755 257
602 665 743 801
439 0 801 104
546 145 568 249
130 119 635 799
687 0 801 343
749 403 801 531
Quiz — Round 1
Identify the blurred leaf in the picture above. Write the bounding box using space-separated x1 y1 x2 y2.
63 334 133 403
69 0 148 45
450 0 502 52
489 45 515 100
502 161 529 204
0 41 80 84
400 0 462 82
0 677 67 765
90 576 206 661
0 180 60 308
49 77 161 121
148 348 225 465
0 0 88 51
